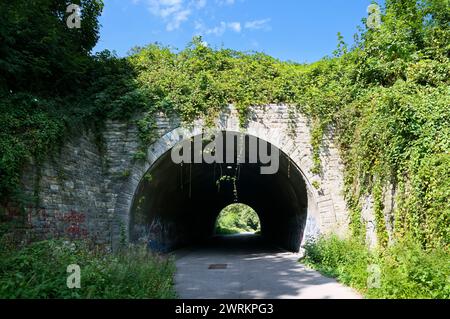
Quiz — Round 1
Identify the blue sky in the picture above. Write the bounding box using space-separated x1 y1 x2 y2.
94 0 383 63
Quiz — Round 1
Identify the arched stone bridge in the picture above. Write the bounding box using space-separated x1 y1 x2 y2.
22 105 350 252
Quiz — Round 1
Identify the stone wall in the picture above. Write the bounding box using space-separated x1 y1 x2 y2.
361 185 397 249
18 105 352 250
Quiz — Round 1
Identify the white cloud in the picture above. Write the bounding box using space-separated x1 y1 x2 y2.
228 22 241 33
194 20 204 30
195 0 207 9
167 9 191 31
205 22 227 36
244 18 271 30
196 21 241 36
145 0 208 31
216 0 235 5
132 0 271 34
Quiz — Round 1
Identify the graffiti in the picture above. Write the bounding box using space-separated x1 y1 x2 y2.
23 206 89 239
59 210 88 239
55 210 86 223
148 217 177 252
65 224 89 238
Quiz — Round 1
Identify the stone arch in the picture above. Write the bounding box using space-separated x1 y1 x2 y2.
112 105 345 252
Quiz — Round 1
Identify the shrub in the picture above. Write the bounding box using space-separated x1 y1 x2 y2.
0 239 176 299
303 236 450 299
303 236 370 292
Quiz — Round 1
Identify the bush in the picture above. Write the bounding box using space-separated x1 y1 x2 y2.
0 240 176 299
303 236 370 291
303 236 450 299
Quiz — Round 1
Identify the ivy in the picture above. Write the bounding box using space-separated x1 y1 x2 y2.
373 183 389 249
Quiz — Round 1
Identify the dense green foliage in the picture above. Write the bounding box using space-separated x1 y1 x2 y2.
301 1 449 297
0 0 103 94
303 235 449 299
0 239 176 299
215 204 261 235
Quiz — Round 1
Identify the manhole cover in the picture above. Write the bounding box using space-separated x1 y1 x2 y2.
208 264 227 270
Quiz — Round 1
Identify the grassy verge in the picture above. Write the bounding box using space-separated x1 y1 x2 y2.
302 236 450 299
0 239 176 299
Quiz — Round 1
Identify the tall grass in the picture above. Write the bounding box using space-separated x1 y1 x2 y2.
303 236 450 299
0 239 176 299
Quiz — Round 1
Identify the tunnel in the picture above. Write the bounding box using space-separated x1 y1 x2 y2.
129 131 309 252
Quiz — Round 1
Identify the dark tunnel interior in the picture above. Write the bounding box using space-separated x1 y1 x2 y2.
129 132 309 252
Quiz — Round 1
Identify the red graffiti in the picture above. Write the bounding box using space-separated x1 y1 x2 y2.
25 207 89 238
3 203 91 240
65 224 88 238
58 210 85 223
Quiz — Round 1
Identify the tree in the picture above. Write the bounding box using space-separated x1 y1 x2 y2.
0 0 104 94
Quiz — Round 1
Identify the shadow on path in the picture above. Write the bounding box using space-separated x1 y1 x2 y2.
174 234 361 299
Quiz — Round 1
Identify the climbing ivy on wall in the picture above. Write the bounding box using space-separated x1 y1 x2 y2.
0 0 448 250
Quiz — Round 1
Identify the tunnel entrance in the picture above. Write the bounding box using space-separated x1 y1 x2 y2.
214 203 261 235
129 131 309 253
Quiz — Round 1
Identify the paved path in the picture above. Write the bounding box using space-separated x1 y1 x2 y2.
174 234 362 299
